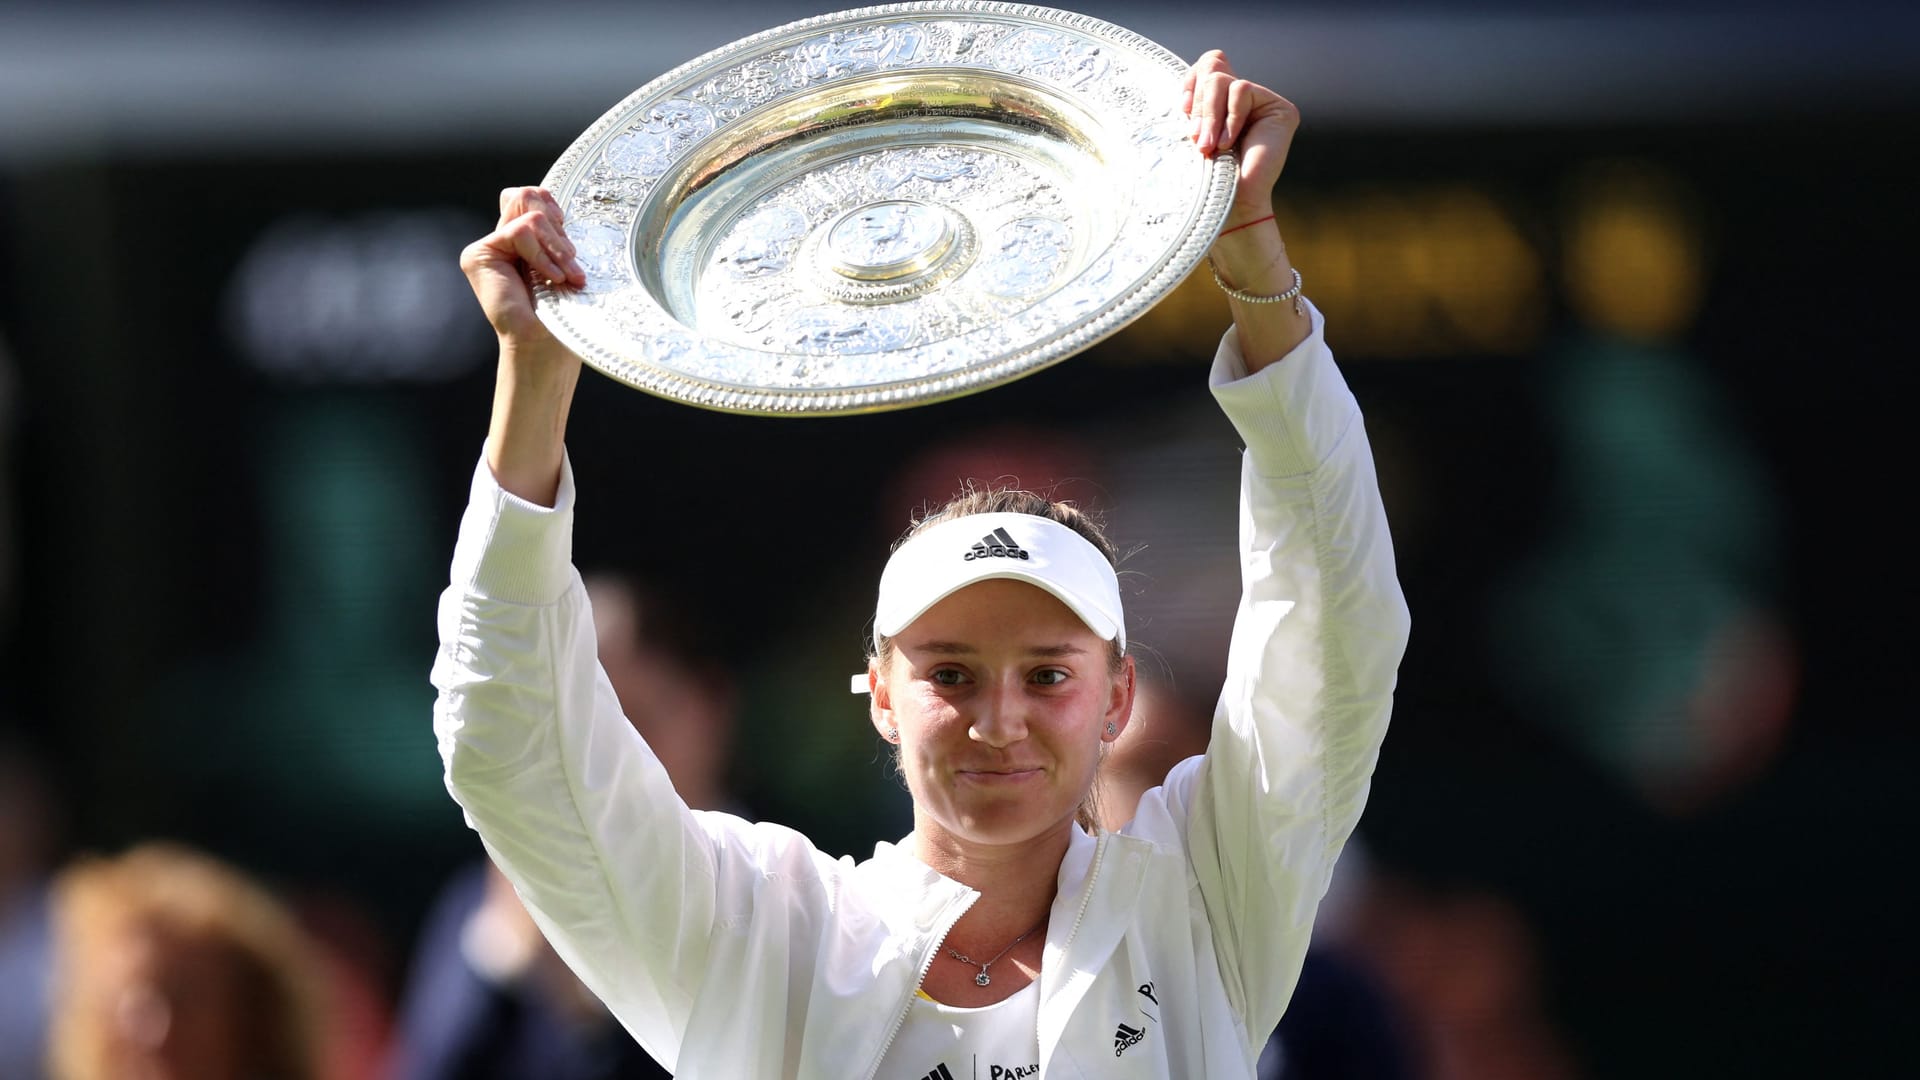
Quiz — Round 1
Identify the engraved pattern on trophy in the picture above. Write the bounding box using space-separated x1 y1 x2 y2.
690 143 1079 357
920 20 1016 62
695 52 796 123
990 28 1112 90
567 221 633 296
806 200 980 304
715 206 810 280
605 100 718 176
979 217 1074 298
532 4 1236 413
791 24 927 81
827 201 951 274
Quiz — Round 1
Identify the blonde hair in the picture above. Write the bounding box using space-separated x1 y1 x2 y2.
48 842 324 1080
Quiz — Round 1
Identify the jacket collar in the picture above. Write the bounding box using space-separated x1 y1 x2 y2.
850 828 1157 1076
861 826 1156 954
862 835 978 936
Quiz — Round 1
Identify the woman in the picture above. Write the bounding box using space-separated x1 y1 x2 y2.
45 843 324 1080
434 51 1409 1079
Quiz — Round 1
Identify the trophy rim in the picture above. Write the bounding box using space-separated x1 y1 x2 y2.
532 1 1237 417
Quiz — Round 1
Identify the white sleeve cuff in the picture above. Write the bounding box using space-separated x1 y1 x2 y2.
1207 300 1360 478
446 451 578 605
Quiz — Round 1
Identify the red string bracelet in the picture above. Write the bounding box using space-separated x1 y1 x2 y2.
1217 213 1276 238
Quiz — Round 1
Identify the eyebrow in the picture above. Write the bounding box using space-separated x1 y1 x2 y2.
912 641 1090 659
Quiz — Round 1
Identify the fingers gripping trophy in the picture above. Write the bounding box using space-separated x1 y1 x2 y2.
436 6 1408 1078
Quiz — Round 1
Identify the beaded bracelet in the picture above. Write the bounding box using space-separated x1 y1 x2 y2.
1210 263 1306 315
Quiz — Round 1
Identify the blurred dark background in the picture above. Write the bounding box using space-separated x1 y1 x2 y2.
0 1 1913 1077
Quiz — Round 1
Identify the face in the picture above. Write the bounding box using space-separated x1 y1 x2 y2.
86 923 251 1080
872 578 1133 852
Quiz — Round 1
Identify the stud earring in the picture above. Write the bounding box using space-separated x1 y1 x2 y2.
1106 722 1117 736
887 726 899 743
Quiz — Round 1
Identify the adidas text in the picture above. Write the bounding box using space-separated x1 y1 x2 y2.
964 546 1029 562
965 527 1031 562
1114 1022 1147 1056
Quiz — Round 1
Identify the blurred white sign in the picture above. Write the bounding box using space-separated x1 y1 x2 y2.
224 209 490 383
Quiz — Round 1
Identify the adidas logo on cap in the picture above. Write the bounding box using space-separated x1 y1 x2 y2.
963 527 1030 562
1114 1022 1146 1056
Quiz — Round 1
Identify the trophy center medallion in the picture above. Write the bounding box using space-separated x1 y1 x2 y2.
824 200 955 282
801 198 978 305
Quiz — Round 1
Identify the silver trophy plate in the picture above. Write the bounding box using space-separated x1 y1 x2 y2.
535 2 1236 415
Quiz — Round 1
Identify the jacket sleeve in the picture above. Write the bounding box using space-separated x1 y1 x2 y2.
1163 303 1411 1038
429 454 725 1071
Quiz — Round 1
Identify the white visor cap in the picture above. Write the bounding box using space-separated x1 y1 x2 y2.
873 512 1125 654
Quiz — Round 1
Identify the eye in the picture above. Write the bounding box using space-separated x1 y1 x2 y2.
1031 668 1069 687
929 667 968 687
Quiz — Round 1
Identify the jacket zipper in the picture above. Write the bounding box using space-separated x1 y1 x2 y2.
1060 832 1104 954
865 891 976 1080
1038 831 1105 1077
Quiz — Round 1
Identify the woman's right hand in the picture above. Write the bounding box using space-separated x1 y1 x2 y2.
464 186 587 507
459 186 586 351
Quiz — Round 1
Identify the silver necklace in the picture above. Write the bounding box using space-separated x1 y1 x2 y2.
947 918 1047 987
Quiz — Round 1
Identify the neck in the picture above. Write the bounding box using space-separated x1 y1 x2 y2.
911 816 1074 945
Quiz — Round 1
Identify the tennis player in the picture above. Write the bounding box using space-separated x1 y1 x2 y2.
434 50 1409 1079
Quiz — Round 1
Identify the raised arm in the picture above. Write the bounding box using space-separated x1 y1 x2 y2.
432 189 719 1068
1156 53 1412 1040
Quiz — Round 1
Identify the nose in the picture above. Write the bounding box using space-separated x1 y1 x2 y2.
967 677 1029 748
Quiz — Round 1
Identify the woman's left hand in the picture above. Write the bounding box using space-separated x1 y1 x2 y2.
1182 49 1311 371
1182 49 1300 227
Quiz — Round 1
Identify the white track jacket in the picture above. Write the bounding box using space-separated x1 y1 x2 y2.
431 306 1410 1079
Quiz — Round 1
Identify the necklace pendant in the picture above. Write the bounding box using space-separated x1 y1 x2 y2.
975 971 992 987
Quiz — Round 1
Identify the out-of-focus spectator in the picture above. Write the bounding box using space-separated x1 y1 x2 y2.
0 740 61 1080
1342 879 1577 1080
582 572 736 815
45 842 325 1080
391 571 738 1080
294 891 400 1080
1098 676 1417 1080
1493 161 1797 815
